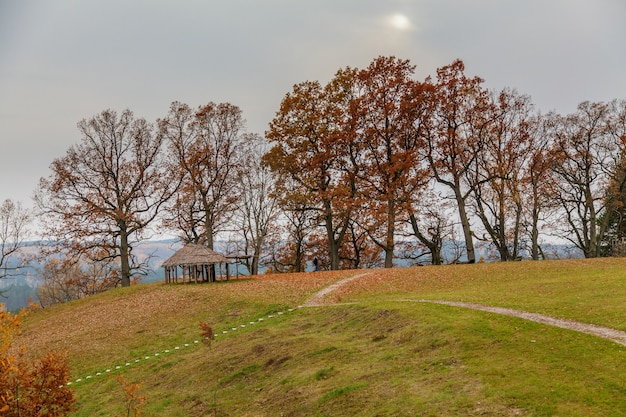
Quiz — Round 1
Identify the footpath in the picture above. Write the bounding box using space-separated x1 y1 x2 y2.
302 272 626 347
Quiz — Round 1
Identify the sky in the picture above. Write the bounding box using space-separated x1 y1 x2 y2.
1 0 625 208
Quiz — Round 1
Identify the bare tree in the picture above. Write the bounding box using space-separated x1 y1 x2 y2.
36 256 118 307
234 136 281 275
265 201 317 273
549 101 617 257
36 109 178 287
521 112 560 260
0 199 30 281
405 188 454 265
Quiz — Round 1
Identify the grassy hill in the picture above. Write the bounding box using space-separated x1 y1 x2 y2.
16 259 626 416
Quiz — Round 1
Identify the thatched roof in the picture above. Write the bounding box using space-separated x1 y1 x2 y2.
162 243 230 267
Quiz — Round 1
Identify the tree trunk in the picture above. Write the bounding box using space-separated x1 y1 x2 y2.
454 186 476 263
205 217 214 250
587 187 598 258
431 244 442 266
511 200 523 260
295 240 304 272
408 212 443 266
530 185 541 261
324 202 340 271
251 243 261 275
119 229 131 287
384 199 395 268
323 199 350 271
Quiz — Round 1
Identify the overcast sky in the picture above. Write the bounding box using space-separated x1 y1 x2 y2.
1 0 625 207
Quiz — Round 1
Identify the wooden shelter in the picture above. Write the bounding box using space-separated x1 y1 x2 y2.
162 243 231 284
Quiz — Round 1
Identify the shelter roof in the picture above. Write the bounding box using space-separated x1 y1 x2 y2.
161 243 231 267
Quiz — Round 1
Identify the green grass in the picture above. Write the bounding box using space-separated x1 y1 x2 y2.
16 259 626 416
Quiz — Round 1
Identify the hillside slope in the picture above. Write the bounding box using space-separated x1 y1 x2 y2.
17 259 626 416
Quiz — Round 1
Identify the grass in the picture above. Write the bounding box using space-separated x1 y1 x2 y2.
333 258 626 329
15 258 626 416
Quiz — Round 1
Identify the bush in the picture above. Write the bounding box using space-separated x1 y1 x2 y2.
0 308 75 416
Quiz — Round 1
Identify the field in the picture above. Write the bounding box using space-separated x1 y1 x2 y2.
16 258 626 416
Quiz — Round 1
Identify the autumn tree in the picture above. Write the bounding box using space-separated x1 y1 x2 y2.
264 71 358 270
265 198 317 273
469 89 534 261
405 187 454 265
352 56 432 268
0 199 30 282
600 147 626 254
114 376 147 417
36 109 178 287
423 59 492 263
233 137 280 275
160 101 248 250
338 216 384 269
598 100 626 254
521 112 560 260
549 101 619 257
37 256 118 307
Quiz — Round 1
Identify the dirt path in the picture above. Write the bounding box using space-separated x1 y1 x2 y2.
301 272 372 306
415 300 626 347
301 273 626 347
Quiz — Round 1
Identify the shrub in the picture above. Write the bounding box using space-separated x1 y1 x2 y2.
0 308 75 416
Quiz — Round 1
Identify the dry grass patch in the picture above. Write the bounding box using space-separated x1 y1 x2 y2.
17 270 354 377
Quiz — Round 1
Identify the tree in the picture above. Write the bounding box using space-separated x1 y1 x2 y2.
160 101 247 249
234 137 280 275
352 56 432 268
522 112 560 260
424 59 492 263
339 216 384 269
600 149 626 254
405 187 454 265
114 376 147 417
470 89 534 261
37 256 118 307
599 100 626 254
0 309 75 416
265 199 316 273
36 109 178 287
549 101 617 257
264 73 357 270
0 199 30 281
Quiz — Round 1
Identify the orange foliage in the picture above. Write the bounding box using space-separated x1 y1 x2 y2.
0 309 75 416
199 322 215 348
114 376 147 417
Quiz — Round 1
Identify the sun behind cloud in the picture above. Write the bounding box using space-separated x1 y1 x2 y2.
389 13 412 30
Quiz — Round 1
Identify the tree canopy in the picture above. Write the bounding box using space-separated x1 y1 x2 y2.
37 109 179 287
25 55 626 286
